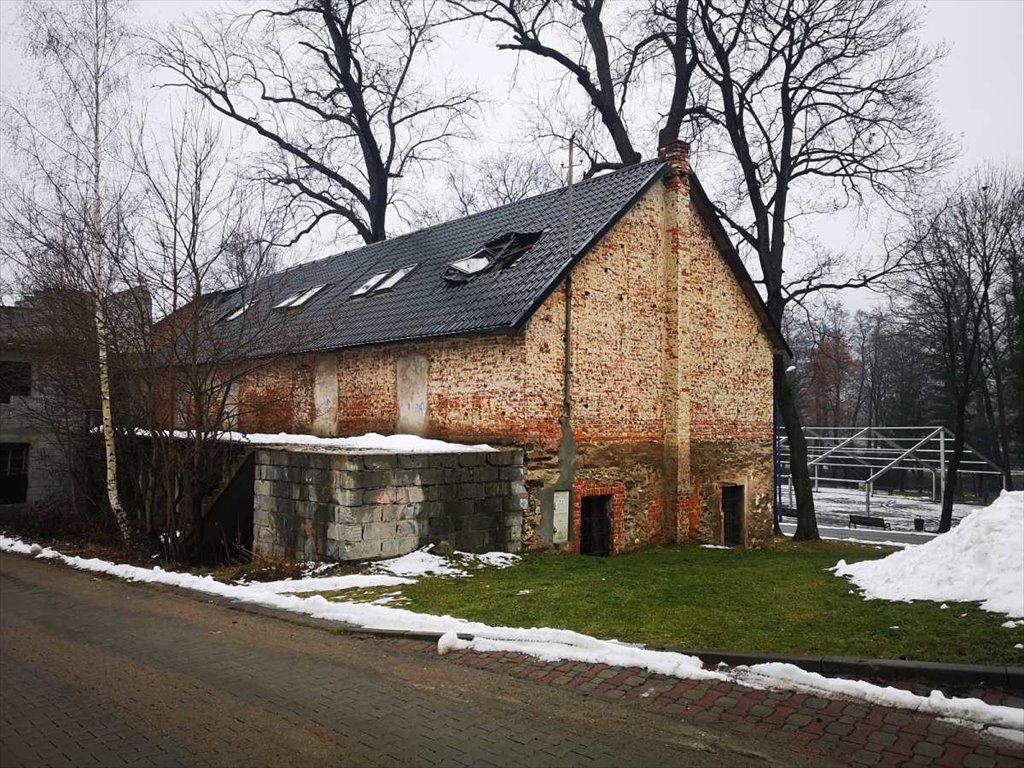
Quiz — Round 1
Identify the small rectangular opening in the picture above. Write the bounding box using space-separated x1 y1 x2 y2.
0 443 30 504
722 484 744 546
580 495 612 556
0 361 32 403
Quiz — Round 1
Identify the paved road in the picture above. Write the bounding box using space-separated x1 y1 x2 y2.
0 553 816 768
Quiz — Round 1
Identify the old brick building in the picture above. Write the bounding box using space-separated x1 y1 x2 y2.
208 144 786 554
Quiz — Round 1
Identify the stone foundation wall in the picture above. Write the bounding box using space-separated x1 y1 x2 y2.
689 439 774 549
253 448 526 561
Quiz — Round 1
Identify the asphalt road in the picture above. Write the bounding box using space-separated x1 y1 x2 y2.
0 552 819 768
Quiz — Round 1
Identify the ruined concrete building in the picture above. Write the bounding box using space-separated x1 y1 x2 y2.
208 144 787 556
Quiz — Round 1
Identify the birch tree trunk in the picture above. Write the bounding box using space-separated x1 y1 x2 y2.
88 0 130 543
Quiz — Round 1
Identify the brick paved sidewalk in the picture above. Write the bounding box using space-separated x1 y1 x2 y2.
385 638 1024 768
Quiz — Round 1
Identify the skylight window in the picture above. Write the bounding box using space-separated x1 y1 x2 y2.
375 264 416 292
445 232 542 283
352 271 390 296
351 264 417 297
274 284 326 309
222 300 251 321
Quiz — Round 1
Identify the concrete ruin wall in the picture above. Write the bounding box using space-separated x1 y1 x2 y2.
253 448 526 561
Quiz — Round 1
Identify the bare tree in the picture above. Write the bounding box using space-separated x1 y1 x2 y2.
412 151 561 225
451 0 703 177
685 0 949 539
897 171 1018 531
2 0 137 542
152 0 478 247
118 110 303 561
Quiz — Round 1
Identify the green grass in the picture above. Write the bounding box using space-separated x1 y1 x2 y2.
390 541 1024 666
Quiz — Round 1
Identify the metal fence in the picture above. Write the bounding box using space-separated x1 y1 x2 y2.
776 426 1010 515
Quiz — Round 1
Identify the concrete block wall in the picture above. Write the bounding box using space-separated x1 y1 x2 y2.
253 448 526 561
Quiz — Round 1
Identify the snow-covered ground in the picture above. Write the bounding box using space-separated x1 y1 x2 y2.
799 486 987 531
1 536 1021 733
834 491 1024 617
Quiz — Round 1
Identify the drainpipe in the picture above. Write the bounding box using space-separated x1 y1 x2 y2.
561 138 575 429
550 137 578 549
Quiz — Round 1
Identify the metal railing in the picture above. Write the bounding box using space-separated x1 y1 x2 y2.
777 426 1006 515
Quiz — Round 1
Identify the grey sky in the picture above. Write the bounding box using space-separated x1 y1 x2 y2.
1 0 1022 299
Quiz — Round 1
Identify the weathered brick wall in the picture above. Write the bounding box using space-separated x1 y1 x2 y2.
253 448 526 561
671 174 775 546
239 357 316 434
237 162 775 554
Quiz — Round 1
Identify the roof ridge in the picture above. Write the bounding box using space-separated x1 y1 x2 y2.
287 158 668 274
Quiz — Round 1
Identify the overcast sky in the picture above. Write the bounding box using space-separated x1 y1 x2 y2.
1 0 1022 303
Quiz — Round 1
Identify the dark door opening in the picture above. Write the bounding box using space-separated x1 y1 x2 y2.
0 443 30 505
722 484 744 546
580 495 612 556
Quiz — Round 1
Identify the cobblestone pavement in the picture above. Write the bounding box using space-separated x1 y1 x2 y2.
2 553 1022 768
433 647 1024 767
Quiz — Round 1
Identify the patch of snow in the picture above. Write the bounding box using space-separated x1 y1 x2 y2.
371 547 520 578
242 574 414 594
104 427 494 453
834 491 1024 617
516 589 532 596
436 631 462 655
818 535 910 548
372 548 470 577
807 486 985 532
370 593 405 606
1015 644 1023 650
433 633 720 681
940 604 949 610
1002 620 1024 628
700 544 732 550
472 551 519 568
732 663 1024 732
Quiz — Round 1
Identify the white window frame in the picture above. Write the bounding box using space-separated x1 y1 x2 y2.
274 284 326 309
351 271 390 296
222 300 251 321
374 264 417 292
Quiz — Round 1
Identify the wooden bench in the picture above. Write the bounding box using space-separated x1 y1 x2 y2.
778 507 799 519
848 514 891 530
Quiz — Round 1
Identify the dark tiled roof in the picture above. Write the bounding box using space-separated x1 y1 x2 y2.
204 158 787 359
212 160 669 358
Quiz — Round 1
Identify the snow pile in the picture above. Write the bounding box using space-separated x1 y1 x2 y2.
239 432 495 454
104 427 494 453
834 491 1024 617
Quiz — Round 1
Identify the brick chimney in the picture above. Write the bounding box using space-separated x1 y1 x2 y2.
658 140 691 186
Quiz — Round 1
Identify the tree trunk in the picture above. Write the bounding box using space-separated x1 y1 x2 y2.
775 356 819 540
91 3 130 545
938 410 967 533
